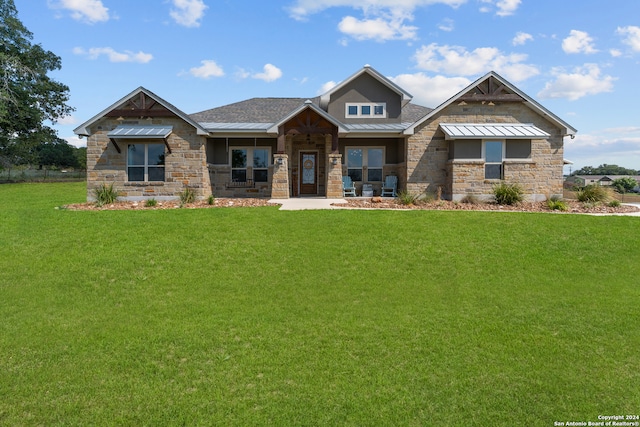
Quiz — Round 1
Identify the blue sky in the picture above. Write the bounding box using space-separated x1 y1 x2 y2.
13 0 640 173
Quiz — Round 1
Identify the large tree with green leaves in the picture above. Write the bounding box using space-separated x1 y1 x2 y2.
0 0 74 165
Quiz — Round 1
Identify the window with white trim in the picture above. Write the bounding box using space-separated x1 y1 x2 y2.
346 147 384 182
127 143 165 182
484 141 504 180
231 147 270 182
345 103 386 118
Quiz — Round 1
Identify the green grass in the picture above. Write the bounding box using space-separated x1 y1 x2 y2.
1 182 639 426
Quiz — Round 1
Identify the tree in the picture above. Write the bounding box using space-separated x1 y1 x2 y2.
572 164 639 176
38 139 79 170
0 0 74 165
611 177 638 194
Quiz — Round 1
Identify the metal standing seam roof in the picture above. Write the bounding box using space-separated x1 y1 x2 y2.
108 125 173 138
344 123 413 132
200 123 274 131
439 123 550 139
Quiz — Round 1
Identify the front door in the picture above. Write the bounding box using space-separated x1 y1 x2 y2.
299 152 317 195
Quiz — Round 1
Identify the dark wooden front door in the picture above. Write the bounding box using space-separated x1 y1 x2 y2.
299 152 317 195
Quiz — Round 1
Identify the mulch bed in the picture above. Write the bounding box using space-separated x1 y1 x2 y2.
63 197 640 214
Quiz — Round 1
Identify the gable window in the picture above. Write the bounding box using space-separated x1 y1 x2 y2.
345 103 386 118
127 143 165 182
231 148 270 183
484 141 503 180
347 147 384 182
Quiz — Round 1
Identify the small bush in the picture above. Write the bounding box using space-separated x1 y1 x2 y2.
145 198 157 207
94 183 119 207
547 198 568 211
179 187 195 206
493 181 523 205
397 190 418 205
608 199 621 207
575 184 611 203
207 194 215 205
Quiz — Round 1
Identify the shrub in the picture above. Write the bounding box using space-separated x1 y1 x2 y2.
94 183 119 207
608 199 621 207
547 198 568 211
179 187 195 206
492 181 523 205
145 198 157 207
207 194 215 205
611 177 638 194
397 190 418 205
575 184 611 203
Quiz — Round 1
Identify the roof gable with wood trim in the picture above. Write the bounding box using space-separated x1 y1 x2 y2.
404 71 577 137
74 87 208 137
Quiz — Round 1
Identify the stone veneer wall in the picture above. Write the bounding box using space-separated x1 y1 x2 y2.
86 117 211 202
407 102 565 201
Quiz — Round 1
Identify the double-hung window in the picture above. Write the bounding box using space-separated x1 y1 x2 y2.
231 148 270 182
484 141 504 180
127 143 165 182
347 147 384 182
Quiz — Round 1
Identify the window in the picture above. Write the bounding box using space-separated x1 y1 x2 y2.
231 148 270 182
345 103 386 118
347 147 384 182
484 141 503 180
127 143 165 182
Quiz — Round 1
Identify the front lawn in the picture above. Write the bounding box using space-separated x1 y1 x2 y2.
1 182 638 426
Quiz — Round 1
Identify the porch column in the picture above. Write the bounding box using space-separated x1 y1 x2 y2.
327 151 343 198
271 153 290 199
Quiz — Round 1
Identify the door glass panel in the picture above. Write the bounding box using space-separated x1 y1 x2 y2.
253 149 268 168
368 148 383 167
231 149 247 168
302 154 315 184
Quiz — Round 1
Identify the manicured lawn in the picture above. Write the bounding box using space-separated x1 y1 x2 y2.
1 182 639 426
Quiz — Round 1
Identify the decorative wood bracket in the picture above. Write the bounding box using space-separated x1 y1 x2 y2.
109 138 121 153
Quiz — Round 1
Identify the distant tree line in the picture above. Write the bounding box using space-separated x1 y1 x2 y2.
571 164 639 176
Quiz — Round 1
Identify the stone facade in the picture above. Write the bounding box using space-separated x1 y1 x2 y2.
407 101 565 201
86 116 211 202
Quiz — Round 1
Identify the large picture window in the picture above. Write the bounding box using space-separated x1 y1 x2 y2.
127 143 165 182
347 147 384 182
231 148 270 182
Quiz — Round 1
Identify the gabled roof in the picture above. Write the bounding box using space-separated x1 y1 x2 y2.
267 100 348 134
190 97 320 123
319 65 413 109
404 71 577 137
74 87 208 137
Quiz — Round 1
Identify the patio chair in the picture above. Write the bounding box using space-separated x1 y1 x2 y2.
342 176 356 197
380 175 398 197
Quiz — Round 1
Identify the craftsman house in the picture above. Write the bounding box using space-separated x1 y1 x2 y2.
75 65 576 202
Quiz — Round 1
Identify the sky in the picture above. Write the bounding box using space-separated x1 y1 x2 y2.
12 0 640 173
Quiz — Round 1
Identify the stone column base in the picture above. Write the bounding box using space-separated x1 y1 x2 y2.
271 154 290 199
326 153 343 198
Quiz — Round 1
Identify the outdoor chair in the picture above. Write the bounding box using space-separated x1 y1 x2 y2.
342 176 356 197
381 175 398 197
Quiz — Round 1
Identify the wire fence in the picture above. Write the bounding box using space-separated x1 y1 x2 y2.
0 168 86 182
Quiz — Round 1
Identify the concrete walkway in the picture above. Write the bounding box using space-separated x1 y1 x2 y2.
268 198 640 215
268 197 348 210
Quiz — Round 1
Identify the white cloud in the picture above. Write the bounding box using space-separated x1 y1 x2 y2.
565 128 640 171
288 0 467 21
478 0 521 16
391 73 471 107
617 26 640 52
170 0 208 28
188 60 224 79
512 31 533 46
64 135 86 148
48 0 109 24
57 115 78 125
610 49 622 57
537 64 615 101
252 64 283 82
412 43 539 82
338 14 417 41
288 0 464 41
318 80 338 95
73 47 153 63
438 18 454 32
562 30 598 54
